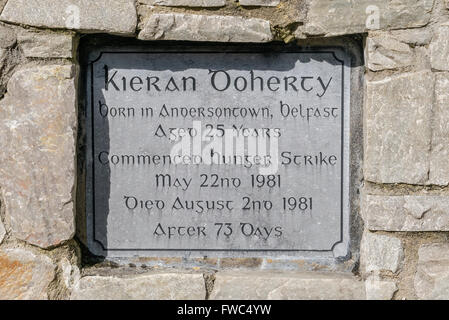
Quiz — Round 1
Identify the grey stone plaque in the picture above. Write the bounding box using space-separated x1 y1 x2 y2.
85 47 352 259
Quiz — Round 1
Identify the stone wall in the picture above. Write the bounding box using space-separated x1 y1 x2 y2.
0 0 448 300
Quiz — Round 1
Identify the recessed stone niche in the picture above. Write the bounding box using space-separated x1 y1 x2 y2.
1 0 446 301
75 35 364 272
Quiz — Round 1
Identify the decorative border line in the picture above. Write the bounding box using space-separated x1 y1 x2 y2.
88 50 346 252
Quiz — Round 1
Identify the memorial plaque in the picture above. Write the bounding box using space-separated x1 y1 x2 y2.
85 46 351 258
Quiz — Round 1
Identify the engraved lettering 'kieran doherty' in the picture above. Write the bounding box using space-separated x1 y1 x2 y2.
104 67 333 97
85 50 351 259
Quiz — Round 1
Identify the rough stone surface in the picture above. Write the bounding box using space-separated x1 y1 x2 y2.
364 71 433 184
0 220 5 244
415 243 449 299
0 24 16 49
365 276 398 300
363 195 449 231
141 0 225 6
240 0 280 6
138 13 273 42
0 248 55 300
0 0 7 11
18 31 74 59
71 273 206 300
390 28 432 46
360 232 403 273
383 0 435 29
302 0 434 37
430 25 449 71
0 24 16 97
0 50 7 95
60 257 80 290
210 272 365 300
366 29 432 71
0 65 76 248
0 50 9 64
367 32 414 71
0 0 137 35
429 73 449 185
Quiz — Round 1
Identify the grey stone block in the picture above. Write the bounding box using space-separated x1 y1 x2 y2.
415 243 449 299
364 71 433 184
138 13 273 42
430 73 449 185
360 231 403 273
140 0 225 6
210 272 365 299
365 276 397 300
71 273 206 300
0 65 76 248
0 24 16 49
0 0 137 35
430 25 449 71
302 0 434 37
239 0 280 6
363 195 449 231
366 32 414 71
18 31 74 59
